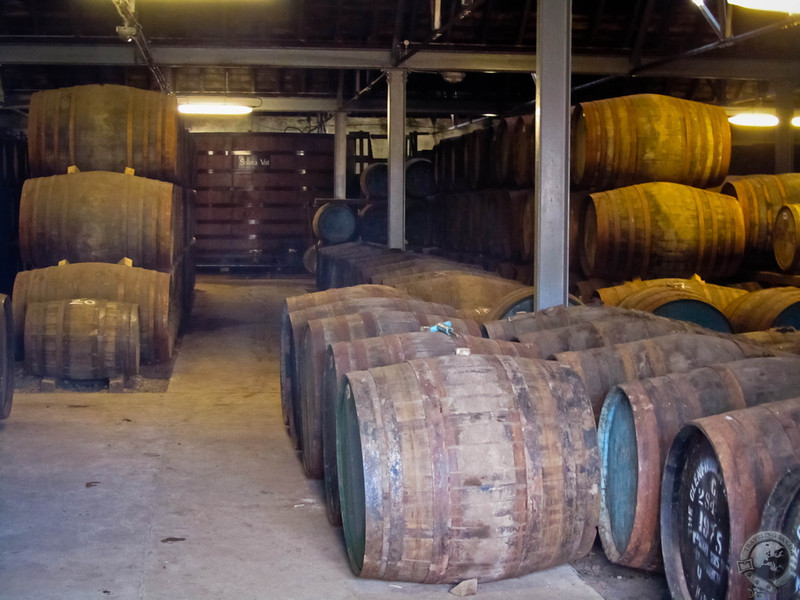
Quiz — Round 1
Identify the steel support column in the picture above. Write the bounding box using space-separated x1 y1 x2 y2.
334 111 348 199
386 69 407 250
533 0 571 309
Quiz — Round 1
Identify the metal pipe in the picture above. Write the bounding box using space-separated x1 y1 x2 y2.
394 0 489 67
572 14 800 94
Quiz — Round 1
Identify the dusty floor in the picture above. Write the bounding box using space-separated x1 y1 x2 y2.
0 274 669 599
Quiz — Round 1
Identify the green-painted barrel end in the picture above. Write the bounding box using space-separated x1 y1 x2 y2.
598 387 639 559
337 379 366 576
652 299 732 333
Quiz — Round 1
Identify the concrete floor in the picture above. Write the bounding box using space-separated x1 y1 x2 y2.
0 274 667 600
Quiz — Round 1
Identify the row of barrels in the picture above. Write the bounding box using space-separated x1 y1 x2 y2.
431 174 800 284
432 93 731 194
358 158 435 201
280 283 800 596
313 242 542 321
316 243 800 337
593 277 800 335
311 199 436 248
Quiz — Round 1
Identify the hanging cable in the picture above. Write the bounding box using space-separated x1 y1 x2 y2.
110 0 171 93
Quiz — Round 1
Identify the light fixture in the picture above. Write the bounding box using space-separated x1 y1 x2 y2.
793 116 800 127
178 102 253 116
728 0 800 13
440 71 466 84
728 111 780 127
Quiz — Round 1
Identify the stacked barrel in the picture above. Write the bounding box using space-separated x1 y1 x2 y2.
430 115 544 282
280 275 800 595
13 83 195 385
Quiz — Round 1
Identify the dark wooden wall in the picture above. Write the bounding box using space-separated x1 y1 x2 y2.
192 132 334 269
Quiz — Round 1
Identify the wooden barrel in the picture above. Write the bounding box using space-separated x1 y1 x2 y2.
520 188 536 261
405 158 435 198
464 128 493 189
492 189 527 261
388 271 526 323
321 332 544 525
759 465 800 600
598 277 748 311
482 304 658 341
616 287 733 332
19 171 182 272
354 254 448 285
554 332 772 419
738 327 800 354
661 398 800 600
302 245 318 274
482 287 583 322
28 84 184 185
336 354 600 582
374 262 483 286
12 262 174 364
773 203 800 272
24 298 140 379
723 287 800 332
356 203 387 245
280 285 407 430
597 356 800 571
316 243 391 290
581 182 745 280
490 117 516 186
433 138 453 192
570 93 731 190
516 315 699 358
359 163 388 199
299 310 482 479
511 115 535 188
312 203 358 244
448 135 468 192
346 251 425 287
721 173 800 265
282 297 460 450
1 294 13 419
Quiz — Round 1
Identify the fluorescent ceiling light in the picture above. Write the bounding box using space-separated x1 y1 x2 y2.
728 112 780 127
728 0 800 13
178 103 253 115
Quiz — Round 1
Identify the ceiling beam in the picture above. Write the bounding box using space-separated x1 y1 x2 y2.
0 43 798 80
